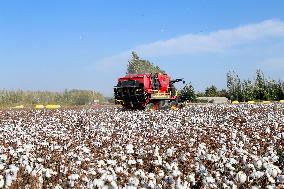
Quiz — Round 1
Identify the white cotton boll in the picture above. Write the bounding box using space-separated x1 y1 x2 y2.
205 154 213 161
165 162 172 171
68 174 79 181
232 184 238 189
204 176 215 185
136 159 143 165
166 147 175 157
105 174 114 183
126 186 137 189
197 163 207 174
45 169 52 178
246 163 255 170
54 184 63 189
106 159 117 166
277 175 284 183
154 147 160 157
5 174 13 187
128 159 136 165
82 146 90 154
266 184 276 189
199 143 207 150
222 183 230 189
0 175 4 188
0 154 7 161
157 170 164 178
148 173 156 180
31 169 38 177
267 165 279 178
82 176 89 182
89 169 96 176
134 169 146 178
85 157 90 161
189 138 196 143
270 154 279 163
121 155 127 161
242 155 248 163
9 149 15 156
225 163 235 171
235 171 247 184
172 169 181 177
186 173 195 185
148 180 156 189
128 176 139 187
0 164 4 170
224 178 234 186
263 161 269 169
94 179 105 187
179 154 187 162
229 158 237 165
9 164 19 174
265 127 271 134
267 175 275 184
110 180 118 189
254 159 262 170
251 186 260 189
37 157 44 163
126 144 134 154
153 156 162 166
115 166 123 174
97 160 106 167
251 171 265 180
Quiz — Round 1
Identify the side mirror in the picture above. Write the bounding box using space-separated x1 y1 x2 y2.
183 81 185 84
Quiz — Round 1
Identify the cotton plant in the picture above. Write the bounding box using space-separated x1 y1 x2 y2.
0 103 283 188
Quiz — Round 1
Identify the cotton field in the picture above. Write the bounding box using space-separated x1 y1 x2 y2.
0 104 283 189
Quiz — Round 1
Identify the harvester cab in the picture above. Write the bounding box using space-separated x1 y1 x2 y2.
114 73 184 110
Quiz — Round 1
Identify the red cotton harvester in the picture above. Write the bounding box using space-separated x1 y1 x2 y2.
114 73 184 110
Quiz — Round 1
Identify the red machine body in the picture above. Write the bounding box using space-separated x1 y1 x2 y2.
114 73 181 109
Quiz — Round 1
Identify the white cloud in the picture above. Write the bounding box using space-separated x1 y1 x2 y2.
135 19 284 56
96 19 284 65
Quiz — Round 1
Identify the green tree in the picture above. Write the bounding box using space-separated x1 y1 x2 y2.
217 89 229 97
227 71 242 101
205 85 218 97
254 69 266 100
127 51 165 74
179 83 196 102
241 79 255 101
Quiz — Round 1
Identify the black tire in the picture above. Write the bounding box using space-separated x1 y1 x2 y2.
145 103 155 111
158 100 170 110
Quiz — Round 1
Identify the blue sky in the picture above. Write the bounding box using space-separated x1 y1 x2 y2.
1 1 284 96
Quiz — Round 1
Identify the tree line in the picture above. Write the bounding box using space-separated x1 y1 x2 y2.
0 89 104 108
178 70 284 102
127 52 284 102
226 70 284 101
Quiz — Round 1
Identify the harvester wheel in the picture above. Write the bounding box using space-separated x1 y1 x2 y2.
145 103 155 111
170 100 178 109
158 100 170 110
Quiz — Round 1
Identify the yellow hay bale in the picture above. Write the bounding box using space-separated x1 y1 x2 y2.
35 105 45 109
232 101 239 104
15 105 24 109
247 101 255 104
280 100 284 103
45 105 61 109
262 101 271 104
171 105 177 110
